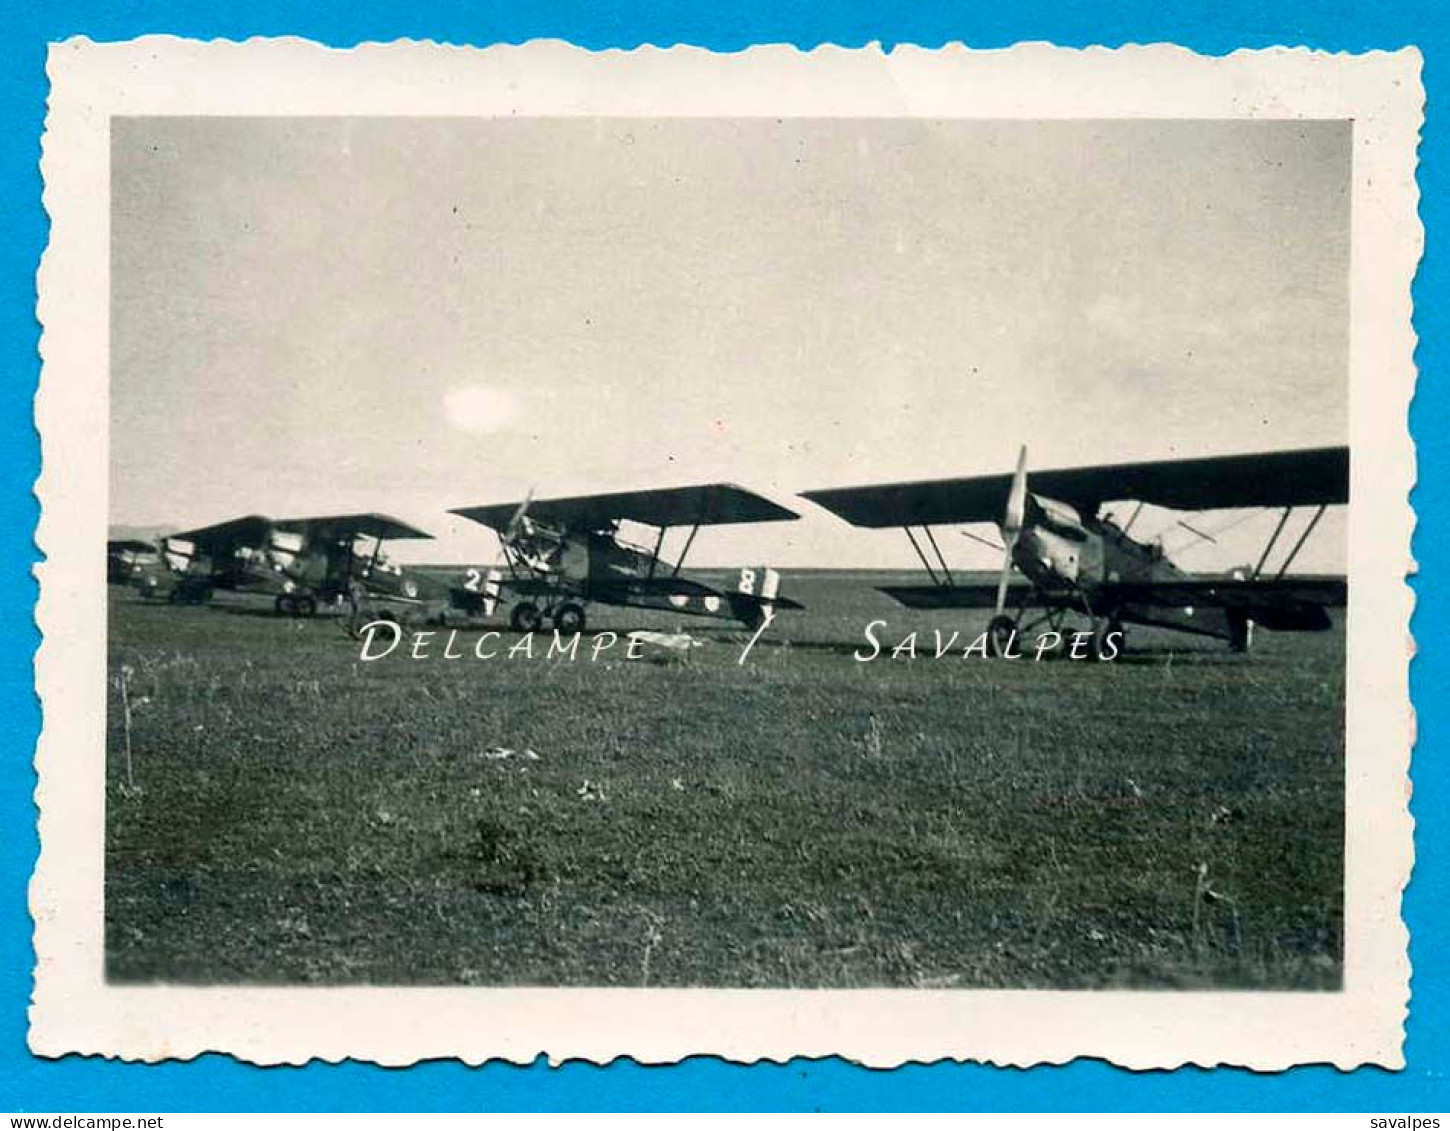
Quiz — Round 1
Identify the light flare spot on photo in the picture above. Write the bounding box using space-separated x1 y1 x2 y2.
442 385 521 435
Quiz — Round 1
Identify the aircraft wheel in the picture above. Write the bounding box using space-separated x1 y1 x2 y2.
552 603 587 634
987 615 1018 659
168 587 187 606
293 595 317 618
1092 618 1125 661
510 602 543 633
275 593 296 616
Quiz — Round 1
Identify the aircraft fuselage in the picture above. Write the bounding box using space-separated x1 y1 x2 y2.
499 525 788 627
1010 495 1238 641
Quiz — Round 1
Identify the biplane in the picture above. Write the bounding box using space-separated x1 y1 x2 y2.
143 512 499 622
144 514 281 604
802 446 1349 657
449 483 803 633
107 539 165 587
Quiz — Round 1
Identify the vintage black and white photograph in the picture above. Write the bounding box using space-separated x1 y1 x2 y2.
33 41 1417 1068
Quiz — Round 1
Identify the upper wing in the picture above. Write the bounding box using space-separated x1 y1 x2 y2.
451 484 800 532
169 514 276 552
277 513 434 543
803 446 1349 528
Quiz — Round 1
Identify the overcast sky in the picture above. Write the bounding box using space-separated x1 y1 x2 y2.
111 116 1349 570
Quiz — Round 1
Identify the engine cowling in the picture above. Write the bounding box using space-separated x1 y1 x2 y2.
1027 493 1089 542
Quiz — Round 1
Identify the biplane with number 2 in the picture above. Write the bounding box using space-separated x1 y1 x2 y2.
802 446 1348 658
449 483 803 634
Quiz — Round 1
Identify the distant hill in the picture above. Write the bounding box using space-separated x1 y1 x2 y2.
107 523 177 545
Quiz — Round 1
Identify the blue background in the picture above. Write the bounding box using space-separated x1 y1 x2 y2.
0 0 1443 1113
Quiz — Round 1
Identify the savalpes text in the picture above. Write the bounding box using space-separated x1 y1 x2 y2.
855 619 1122 662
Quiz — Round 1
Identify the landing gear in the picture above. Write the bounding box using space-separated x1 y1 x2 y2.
987 614 1018 658
987 586 1116 660
274 593 317 618
510 601 543 633
552 602 587 634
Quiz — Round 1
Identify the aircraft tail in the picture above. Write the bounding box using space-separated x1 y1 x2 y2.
454 566 504 617
726 566 803 628
478 567 503 617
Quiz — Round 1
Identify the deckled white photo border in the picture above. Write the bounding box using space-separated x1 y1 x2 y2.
32 38 1420 1068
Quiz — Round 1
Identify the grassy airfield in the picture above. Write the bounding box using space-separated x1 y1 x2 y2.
105 571 1344 989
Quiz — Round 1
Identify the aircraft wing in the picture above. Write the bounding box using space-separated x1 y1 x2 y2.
621 575 807 610
1102 576 1347 609
276 513 434 543
451 484 799 532
879 582 1028 609
803 446 1349 527
107 539 157 554
169 514 276 553
882 575 1346 617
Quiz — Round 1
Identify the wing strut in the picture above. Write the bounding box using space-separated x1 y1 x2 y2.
961 528 1005 553
496 531 521 578
671 525 700 578
1274 504 1329 579
1252 507 1294 580
903 527 943 587
1175 519 1217 546
359 531 385 587
923 526 955 586
647 525 668 580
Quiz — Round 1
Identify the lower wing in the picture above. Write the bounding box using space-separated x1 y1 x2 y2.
1103 577 1345 631
622 576 805 610
880 577 1345 629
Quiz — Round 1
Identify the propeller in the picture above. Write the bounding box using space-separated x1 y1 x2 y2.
503 487 535 543
471 486 535 585
994 445 1029 617
458 487 538 619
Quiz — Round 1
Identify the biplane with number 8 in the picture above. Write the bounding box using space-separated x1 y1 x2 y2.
449 483 803 634
802 445 1349 657
142 512 498 624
